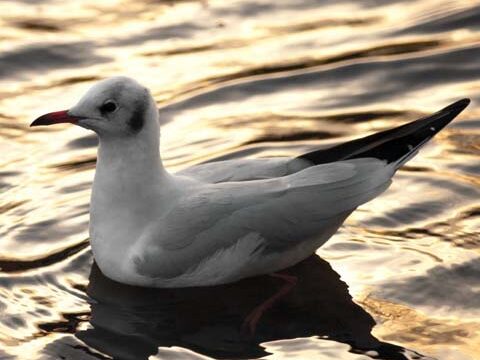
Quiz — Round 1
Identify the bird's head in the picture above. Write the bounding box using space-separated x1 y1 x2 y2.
31 76 158 138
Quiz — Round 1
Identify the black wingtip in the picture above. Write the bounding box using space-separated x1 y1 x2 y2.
424 98 470 136
441 98 470 115
297 98 471 166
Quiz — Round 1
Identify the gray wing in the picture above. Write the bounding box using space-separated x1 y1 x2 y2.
176 157 310 183
135 158 394 281
179 100 471 184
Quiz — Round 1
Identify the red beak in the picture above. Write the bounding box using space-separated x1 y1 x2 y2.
30 110 85 127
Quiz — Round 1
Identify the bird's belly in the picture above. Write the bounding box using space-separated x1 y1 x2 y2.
89 222 147 285
89 215 347 288
127 233 328 288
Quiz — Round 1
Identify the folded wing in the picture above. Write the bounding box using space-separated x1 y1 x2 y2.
178 99 469 184
136 158 394 282
177 157 310 183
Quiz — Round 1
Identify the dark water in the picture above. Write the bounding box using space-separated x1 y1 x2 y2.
0 0 479 359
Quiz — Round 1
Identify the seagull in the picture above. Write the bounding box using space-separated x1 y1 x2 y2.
31 77 470 289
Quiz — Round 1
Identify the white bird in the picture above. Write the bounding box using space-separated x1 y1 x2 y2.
31 77 470 288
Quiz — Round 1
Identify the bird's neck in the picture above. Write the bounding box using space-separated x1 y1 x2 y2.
99 133 164 175
92 133 175 215
98 133 162 170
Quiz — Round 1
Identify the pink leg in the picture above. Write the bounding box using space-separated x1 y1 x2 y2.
242 273 298 335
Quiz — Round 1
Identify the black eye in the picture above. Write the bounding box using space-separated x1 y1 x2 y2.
100 100 117 114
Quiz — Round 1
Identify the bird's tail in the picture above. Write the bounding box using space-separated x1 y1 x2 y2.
298 99 470 170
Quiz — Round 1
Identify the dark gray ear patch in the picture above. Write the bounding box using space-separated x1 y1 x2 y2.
127 89 148 133
128 102 145 133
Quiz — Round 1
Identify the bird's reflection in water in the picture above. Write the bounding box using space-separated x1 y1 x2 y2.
78 256 425 360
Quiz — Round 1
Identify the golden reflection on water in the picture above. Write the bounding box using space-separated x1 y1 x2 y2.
362 296 480 360
1 0 479 359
